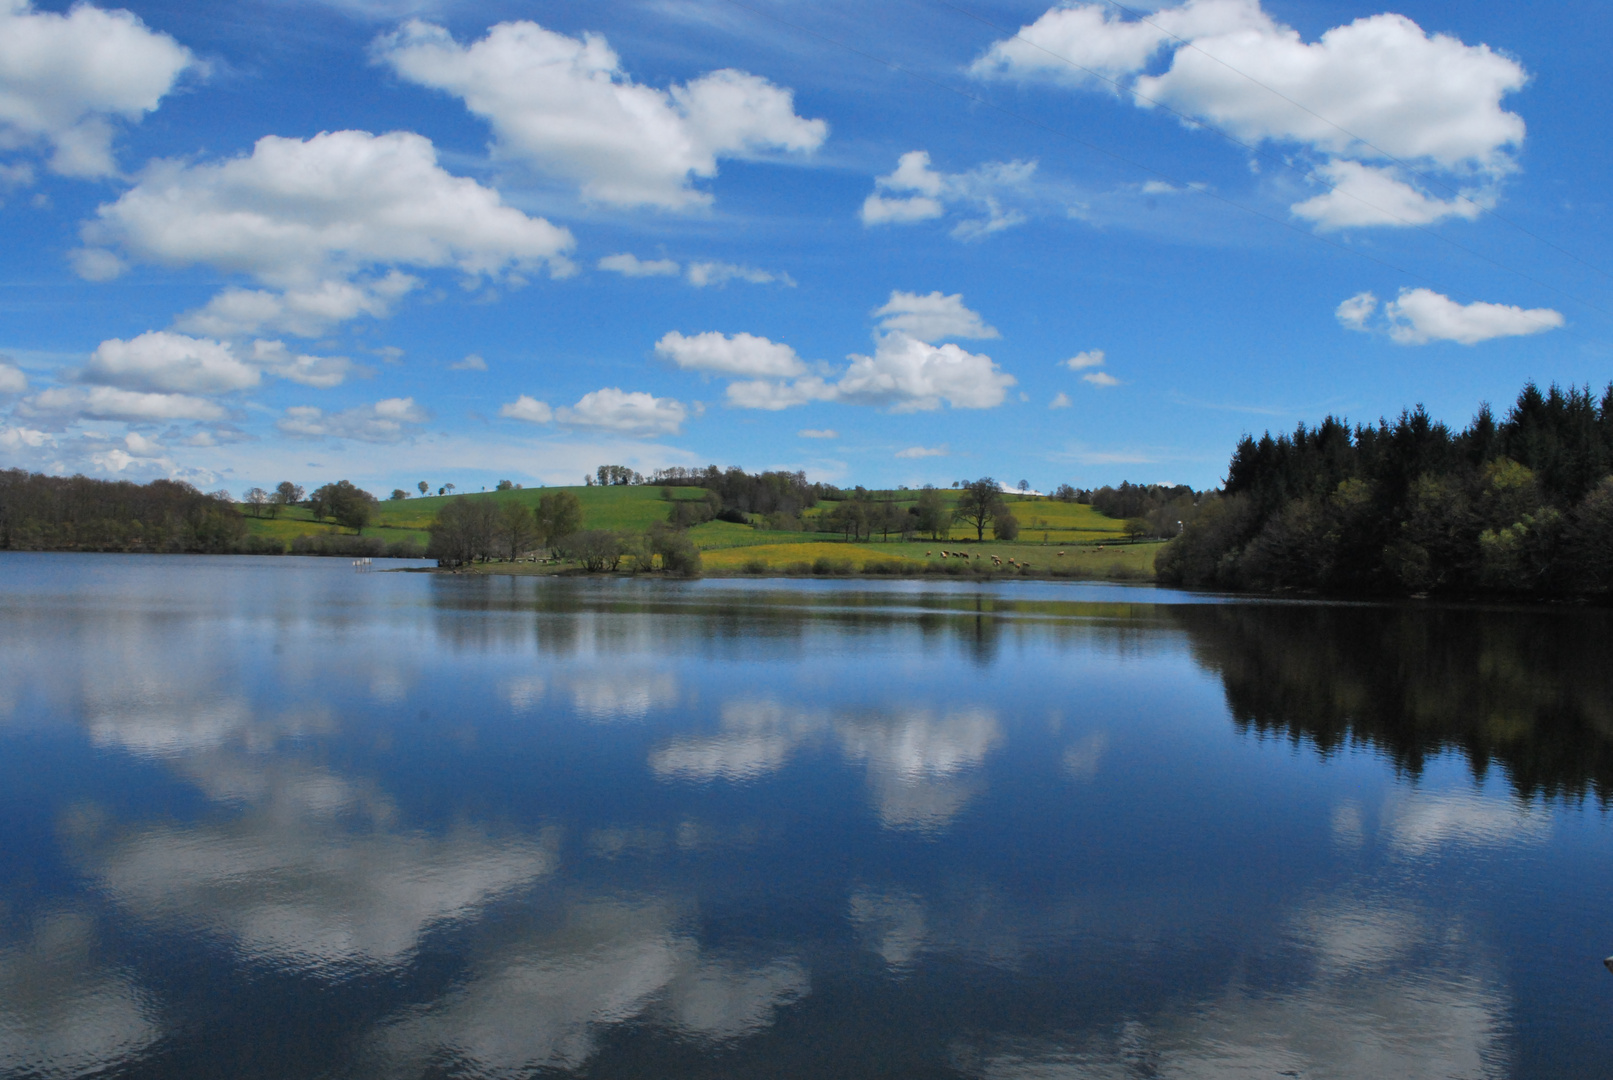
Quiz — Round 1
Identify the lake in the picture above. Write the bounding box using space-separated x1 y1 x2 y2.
1 553 1609 1079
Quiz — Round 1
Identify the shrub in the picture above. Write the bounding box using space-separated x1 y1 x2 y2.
741 558 768 574
812 557 853 575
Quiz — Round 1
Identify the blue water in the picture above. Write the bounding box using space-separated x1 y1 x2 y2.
1 553 1609 1078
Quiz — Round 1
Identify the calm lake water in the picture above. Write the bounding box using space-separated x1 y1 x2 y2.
2 553 1611 1079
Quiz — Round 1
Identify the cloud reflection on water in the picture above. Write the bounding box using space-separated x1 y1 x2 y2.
371 900 807 1076
652 699 1002 832
965 894 1508 1080
0 910 162 1079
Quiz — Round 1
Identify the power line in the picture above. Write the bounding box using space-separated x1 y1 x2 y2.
715 0 1586 340
932 0 1609 320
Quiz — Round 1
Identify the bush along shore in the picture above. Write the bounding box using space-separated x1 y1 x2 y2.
1156 381 1613 600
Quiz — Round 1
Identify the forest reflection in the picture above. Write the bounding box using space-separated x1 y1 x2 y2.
1171 602 1613 802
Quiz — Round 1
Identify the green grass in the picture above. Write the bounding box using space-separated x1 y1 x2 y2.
237 485 1161 581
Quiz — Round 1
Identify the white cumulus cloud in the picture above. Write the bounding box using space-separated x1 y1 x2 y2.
974 2 1528 228
374 19 827 210
276 397 428 442
1083 371 1121 387
1340 287 1564 345
83 331 260 394
836 334 1015 412
655 331 806 378
499 395 553 424
874 291 999 342
1049 391 1071 409
861 151 1035 238
500 389 689 437
798 428 837 439
175 273 419 339
895 445 948 459
248 339 364 388
78 130 574 335
0 0 196 178
1062 349 1105 370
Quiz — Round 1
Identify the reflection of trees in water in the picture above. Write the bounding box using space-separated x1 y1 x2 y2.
1173 603 1613 801
428 579 1173 668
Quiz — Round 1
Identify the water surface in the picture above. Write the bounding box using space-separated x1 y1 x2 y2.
2 553 1610 1078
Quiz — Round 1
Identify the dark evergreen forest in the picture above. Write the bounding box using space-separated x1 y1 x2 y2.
1157 382 1613 597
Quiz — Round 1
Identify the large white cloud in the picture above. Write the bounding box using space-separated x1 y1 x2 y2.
374 19 827 210
277 397 428 442
973 2 1528 228
500 388 689 437
861 151 1036 239
873 290 999 342
0 0 196 178
655 331 806 378
835 334 1016 412
719 327 1016 414
20 385 226 422
77 130 574 335
83 331 261 394
1337 288 1564 344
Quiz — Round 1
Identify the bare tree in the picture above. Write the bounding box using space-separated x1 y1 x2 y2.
244 487 270 517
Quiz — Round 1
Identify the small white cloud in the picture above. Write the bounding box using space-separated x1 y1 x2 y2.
895 445 948 459
598 252 680 277
501 389 688 436
1063 349 1105 370
374 19 827 210
449 353 488 371
727 332 1015 414
1335 291 1378 331
873 291 999 342
1385 288 1564 345
83 331 260 394
861 151 1035 238
373 345 405 363
1082 371 1121 387
67 247 126 281
0 362 28 394
1049 391 1071 409
21 385 227 422
685 261 793 288
276 397 428 442
655 331 806 378
557 388 688 436
121 430 165 457
798 428 837 439
249 340 364 388
1292 160 1485 230
175 273 420 339
0 0 197 179
0 424 52 450
499 395 553 424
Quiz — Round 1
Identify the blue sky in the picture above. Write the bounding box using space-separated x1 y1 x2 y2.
1 0 1609 495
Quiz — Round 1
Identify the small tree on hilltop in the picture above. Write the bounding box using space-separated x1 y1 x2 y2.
244 487 270 517
417 480 429 496
954 477 1008 541
390 489 408 501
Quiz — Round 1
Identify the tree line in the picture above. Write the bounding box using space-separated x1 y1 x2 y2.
1157 382 1613 597
425 490 702 575
0 469 246 553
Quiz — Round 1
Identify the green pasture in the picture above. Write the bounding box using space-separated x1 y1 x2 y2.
236 484 1160 581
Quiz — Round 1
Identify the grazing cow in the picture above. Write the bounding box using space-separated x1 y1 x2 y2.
940 552 948 559
1056 551 1065 556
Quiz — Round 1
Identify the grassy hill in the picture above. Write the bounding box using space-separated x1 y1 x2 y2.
239 484 1160 581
